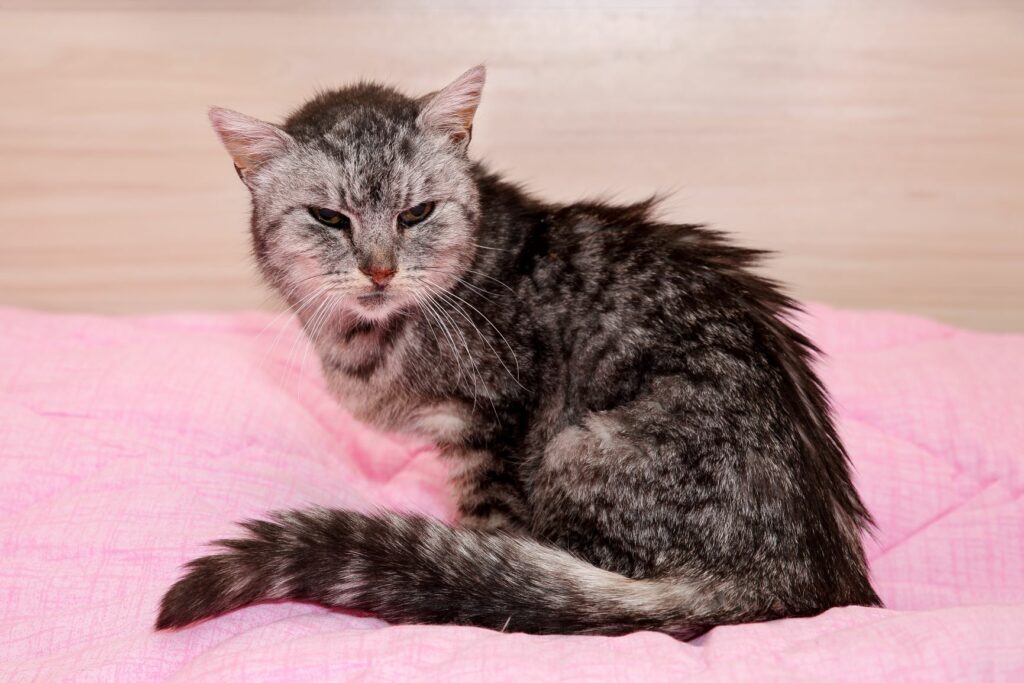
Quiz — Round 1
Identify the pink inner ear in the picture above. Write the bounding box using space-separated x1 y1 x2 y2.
418 65 486 140
208 107 290 170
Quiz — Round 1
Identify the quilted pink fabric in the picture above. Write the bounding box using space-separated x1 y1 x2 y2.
1 304 1022 682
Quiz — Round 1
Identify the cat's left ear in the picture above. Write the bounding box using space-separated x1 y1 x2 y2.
417 65 486 152
208 106 293 185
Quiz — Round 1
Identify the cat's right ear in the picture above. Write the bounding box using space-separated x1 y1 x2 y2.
208 107 292 185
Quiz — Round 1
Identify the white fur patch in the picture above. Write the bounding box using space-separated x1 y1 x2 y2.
410 404 470 443
525 539 700 614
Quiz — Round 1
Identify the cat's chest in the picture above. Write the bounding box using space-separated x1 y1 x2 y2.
319 323 473 446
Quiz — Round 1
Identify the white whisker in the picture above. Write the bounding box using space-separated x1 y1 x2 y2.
259 281 336 374
463 268 516 294
421 280 525 390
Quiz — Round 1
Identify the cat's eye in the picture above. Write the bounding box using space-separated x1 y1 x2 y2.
310 207 350 229
398 201 435 227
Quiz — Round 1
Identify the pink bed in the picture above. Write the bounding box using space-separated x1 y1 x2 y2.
2 304 1022 681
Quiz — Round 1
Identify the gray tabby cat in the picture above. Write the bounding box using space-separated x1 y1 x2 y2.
156 65 880 638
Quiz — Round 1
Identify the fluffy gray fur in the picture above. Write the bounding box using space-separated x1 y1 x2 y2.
156 65 880 637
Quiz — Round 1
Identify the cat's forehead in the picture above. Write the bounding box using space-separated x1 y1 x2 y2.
319 109 419 171
293 130 440 210
271 84 465 209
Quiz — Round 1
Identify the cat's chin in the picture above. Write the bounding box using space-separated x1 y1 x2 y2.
347 292 409 325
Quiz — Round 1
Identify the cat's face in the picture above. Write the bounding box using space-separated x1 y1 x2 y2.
209 67 485 325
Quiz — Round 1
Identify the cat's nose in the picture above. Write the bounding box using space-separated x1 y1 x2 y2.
360 265 396 288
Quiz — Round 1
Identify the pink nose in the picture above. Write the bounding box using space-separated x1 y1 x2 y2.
360 266 396 288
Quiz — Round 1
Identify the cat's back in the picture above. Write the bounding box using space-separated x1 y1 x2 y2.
474 170 806 411
504 193 770 342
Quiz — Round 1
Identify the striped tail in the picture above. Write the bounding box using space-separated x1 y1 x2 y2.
156 507 752 637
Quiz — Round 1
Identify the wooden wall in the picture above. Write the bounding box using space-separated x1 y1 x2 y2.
2 1 1021 331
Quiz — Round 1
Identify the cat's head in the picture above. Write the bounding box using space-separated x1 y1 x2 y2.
209 66 485 324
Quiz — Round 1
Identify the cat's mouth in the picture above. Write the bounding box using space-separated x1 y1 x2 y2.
357 291 387 306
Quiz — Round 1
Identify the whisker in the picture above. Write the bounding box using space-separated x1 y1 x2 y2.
261 271 345 340
419 287 519 420
427 293 497 418
411 290 443 353
287 295 332 383
463 268 516 293
411 290 476 408
421 296 473 404
456 280 498 302
421 280 525 390
469 241 515 253
409 271 499 304
412 265 516 296
300 292 337 380
259 281 336 373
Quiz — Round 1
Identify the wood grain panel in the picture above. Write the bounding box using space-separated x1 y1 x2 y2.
1 2 1022 330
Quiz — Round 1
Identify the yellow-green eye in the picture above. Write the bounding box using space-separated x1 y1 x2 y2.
398 201 435 227
310 207 350 229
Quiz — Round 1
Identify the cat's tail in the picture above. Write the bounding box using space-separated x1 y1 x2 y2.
155 508 752 638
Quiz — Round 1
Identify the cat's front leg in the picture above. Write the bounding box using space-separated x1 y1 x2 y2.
445 448 529 532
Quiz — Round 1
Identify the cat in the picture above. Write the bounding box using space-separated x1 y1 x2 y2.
155 65 880 638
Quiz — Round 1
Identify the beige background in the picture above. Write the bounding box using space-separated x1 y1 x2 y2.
1 1 1022 331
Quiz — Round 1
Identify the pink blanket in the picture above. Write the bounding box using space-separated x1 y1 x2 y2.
2 304 1022 681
